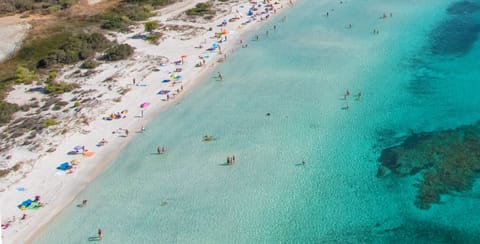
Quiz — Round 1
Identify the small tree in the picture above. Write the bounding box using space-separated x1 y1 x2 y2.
45 71 57 85
144 21 159 33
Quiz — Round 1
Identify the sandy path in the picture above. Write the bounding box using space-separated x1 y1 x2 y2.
0 16 30 63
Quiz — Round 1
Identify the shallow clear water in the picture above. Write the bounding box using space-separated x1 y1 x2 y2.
35 0 480 243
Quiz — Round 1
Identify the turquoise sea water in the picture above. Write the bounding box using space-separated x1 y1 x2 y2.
35 0 480 243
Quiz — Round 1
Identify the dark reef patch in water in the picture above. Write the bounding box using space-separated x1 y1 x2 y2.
447 0 480 15
429 17 480 56
406 0 480 97
317 219 480 243
380 219 480 243
377 121 480 209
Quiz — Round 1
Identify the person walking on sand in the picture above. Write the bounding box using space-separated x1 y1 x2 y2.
218 72 223 81
125 129 129 136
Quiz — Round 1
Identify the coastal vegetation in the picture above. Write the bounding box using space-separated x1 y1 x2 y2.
103 44 134 61
144 20 159 32
80 59 99 69
36 32 112 68
0 0 180 125
0 0 76 15
186 2 215 17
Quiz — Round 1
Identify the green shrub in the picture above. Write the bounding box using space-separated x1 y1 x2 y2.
81 60 98 69
0 101 19 124
14 66 38 84
0 0 75 14
104 44 134 61
46 5 62 13
145 32 162 44
144 21 159 33
186 2 214 16
45 81 78 94
73 101 81 107
102 14 131 30
124 4 153 21
45 71 57 84
37 33 111 68
101 4 154 30
43 118 58 127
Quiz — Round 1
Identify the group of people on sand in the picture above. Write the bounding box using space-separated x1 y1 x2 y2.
112 128 129 136
104 110 128 120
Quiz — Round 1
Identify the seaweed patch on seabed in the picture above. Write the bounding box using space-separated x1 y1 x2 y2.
429 0 480 56
376 121 480 209
405 1 480 97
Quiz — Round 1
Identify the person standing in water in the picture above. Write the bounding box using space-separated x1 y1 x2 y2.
218 72 223 80
98 229 103 240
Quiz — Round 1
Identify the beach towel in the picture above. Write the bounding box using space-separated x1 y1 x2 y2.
57 162 72 171
18 199 33 209
158 90 170 95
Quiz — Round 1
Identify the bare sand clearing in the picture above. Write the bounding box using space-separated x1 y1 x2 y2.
0 16 30 62
88 0 105 5
0 0 297 243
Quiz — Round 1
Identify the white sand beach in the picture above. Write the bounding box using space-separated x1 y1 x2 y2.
0 0 297 243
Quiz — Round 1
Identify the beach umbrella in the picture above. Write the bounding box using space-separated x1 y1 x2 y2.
140 102 150 109
212 43 219 48
74 146 83 151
